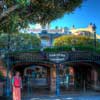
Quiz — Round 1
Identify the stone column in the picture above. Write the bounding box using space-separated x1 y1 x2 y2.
91 69 98 87
47 68 50 88
50 65 56 93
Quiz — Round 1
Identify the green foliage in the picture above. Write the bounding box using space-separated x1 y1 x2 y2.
43 45 100 54
43 45 96 53
16 0 30 6
4 0 29 7
10 48 40 54
96 48 100 54
0 0 84 32
0 14 21 33
44 46 72 52
44 35 100 53
74 45 95 51
53 35 100 47
0 71 3 78
0 33 41 50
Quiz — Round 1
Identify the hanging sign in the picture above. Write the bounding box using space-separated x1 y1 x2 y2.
48 53 68 63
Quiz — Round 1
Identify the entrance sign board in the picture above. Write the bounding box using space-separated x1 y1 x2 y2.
48 53 68 63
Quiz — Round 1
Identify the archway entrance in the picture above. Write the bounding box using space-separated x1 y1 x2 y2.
12 62 55 96
74 63 92 91
60 62 100 94
23 65 51 96
59 66 75 93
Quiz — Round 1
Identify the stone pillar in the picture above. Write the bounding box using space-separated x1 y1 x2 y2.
91 69 98 87
50 65 56 93
47 68 50 88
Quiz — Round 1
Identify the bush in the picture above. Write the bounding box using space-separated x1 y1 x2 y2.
74 45 95 51
43 46 72 52
96 48 100 54
53 35 100 48
43 45 97 53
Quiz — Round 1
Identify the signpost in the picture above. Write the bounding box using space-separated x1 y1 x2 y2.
48 53 68 96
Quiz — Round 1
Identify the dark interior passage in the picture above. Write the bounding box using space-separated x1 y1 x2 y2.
74 63 92 90
60 62 100 93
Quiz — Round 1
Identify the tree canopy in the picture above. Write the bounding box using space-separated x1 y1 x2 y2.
0 0 84 32
0 33 41 51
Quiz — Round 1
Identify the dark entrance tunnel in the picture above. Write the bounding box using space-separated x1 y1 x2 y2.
60 61 100 93
72 62 93 90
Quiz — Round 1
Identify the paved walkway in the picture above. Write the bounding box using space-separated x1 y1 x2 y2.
22 92 100 100
22 95 100 100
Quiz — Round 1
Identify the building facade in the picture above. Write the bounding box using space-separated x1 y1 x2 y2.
26 23 100 47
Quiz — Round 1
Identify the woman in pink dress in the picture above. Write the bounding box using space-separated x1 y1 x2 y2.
12 72 22 100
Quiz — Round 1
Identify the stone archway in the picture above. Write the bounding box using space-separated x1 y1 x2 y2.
73 62 100 91
59 61 100 93
11 61 57 96
73 63 92 90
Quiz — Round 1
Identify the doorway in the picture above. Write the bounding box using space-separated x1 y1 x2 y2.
22 65 51 96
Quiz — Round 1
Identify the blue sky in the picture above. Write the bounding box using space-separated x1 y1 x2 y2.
50 0 100 34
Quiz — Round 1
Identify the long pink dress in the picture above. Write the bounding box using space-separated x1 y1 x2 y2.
12 76 22 100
